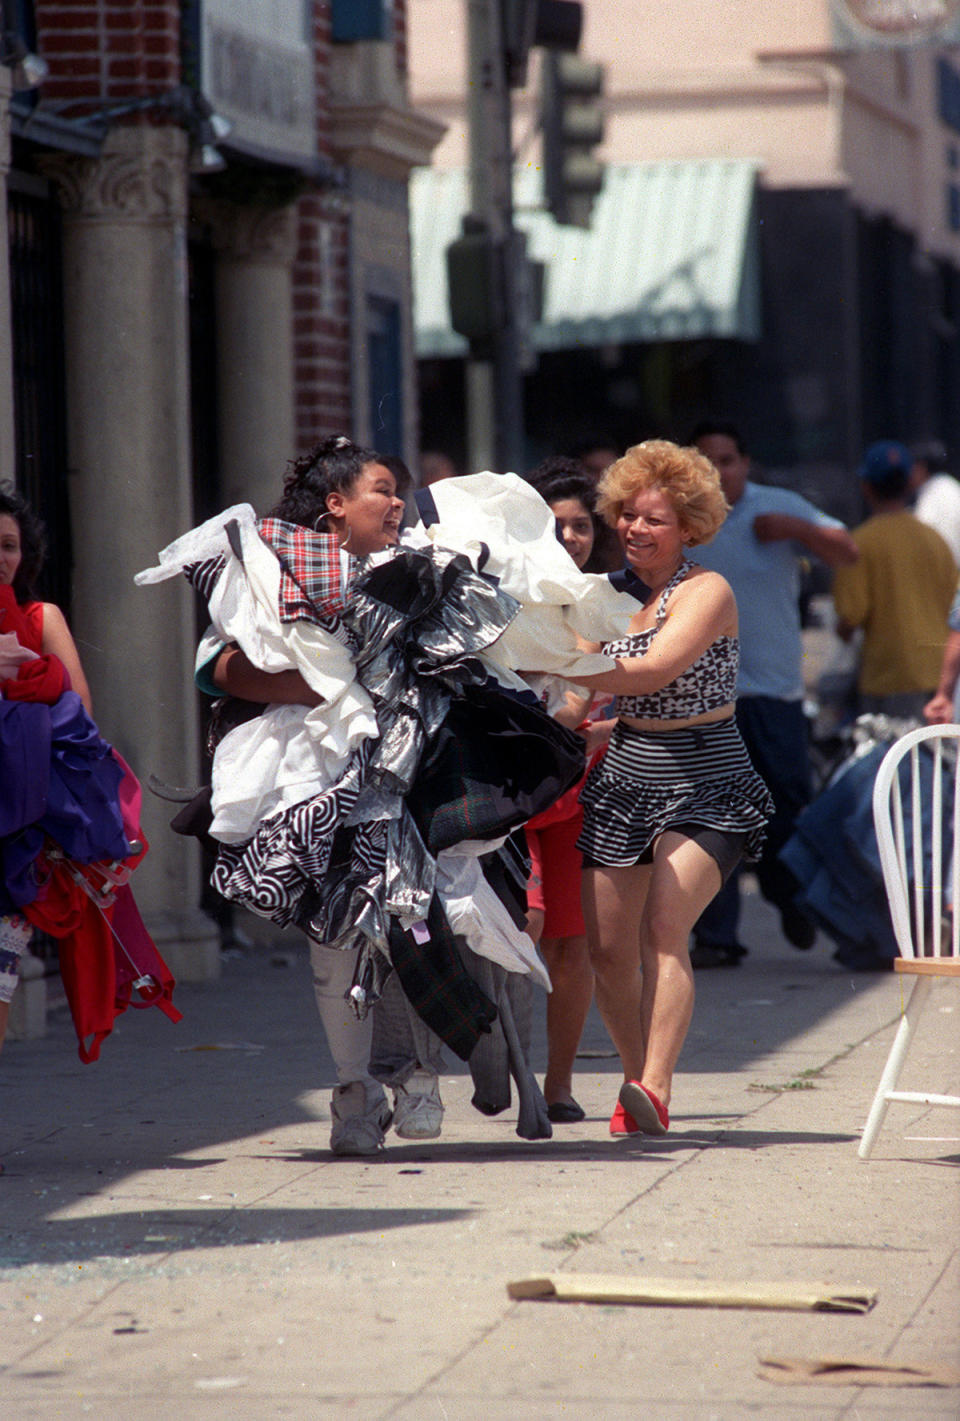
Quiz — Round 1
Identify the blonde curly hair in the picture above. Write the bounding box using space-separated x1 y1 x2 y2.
596 439 729 548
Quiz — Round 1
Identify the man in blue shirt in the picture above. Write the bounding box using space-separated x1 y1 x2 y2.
689 422 859 966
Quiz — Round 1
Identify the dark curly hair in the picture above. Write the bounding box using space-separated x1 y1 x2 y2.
526 454 587 493
527 457 619 574
0 482 47 603
268 436 383 527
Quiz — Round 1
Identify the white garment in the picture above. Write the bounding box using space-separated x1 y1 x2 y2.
203 524 378 842
134 503 259 585
209 704 355 843
915 474 960 567
137 508 378 844
406 471 643 682
433 847 551 990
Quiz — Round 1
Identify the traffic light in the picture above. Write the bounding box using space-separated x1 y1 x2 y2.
446 219 543 365
540 50 605 228
501 0 582 86
446 219 503 348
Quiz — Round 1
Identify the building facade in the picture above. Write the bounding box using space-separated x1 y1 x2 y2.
409 0 960 511
4 0 442 993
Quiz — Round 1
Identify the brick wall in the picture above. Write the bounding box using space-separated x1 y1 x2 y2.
35 1 181 105
293 194 352 449
394 0 407 79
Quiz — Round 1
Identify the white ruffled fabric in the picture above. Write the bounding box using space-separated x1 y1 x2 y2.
206 521 378 843
408 472 642 684
209 705 354 845
133 504 258 585
134 510 377 845
434 845 550 991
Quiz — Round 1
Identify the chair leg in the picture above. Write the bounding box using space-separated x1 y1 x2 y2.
858 976 932 1159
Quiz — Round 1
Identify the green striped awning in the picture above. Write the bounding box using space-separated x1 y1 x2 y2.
411 158 762 358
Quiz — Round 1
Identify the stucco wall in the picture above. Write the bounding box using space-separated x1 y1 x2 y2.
408 0 960 261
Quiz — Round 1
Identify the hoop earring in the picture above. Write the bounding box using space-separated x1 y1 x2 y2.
313 509 352 551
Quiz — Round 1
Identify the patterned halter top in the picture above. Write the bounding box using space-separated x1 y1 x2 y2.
603 560 738 720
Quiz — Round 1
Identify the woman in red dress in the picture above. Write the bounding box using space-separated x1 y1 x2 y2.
523 466 616 1122
0 484 92 1061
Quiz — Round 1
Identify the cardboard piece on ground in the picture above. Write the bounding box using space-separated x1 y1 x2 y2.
758 1355 960 1388
507 1275 877 1313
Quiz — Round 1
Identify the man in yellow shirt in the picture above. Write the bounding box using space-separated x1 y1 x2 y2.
834 440 956 718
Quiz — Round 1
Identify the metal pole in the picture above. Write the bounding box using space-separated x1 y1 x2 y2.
465 0 525 474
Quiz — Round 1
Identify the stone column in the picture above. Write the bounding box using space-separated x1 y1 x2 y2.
196 198 297 510
42 125 219 982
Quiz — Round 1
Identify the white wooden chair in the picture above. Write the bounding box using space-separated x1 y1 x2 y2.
859 723 960 1158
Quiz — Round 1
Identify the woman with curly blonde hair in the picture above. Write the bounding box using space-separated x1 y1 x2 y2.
570 441 772 1137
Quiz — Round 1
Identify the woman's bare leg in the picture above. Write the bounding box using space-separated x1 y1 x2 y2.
540 934 593 1104
582 864 650 1083
524 906 545 947
636 832 722 1107
0 915 30 1059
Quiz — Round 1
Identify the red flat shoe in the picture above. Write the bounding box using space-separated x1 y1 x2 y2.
619 1080 669 1135
609 1099 641 1136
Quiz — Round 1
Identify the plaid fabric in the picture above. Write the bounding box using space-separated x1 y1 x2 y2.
257 519 348 622
388 895 497 1060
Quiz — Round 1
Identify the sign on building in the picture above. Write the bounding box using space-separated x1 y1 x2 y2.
199 0 315 162
831 0 960 46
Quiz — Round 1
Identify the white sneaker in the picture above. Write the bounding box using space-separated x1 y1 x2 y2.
329 1082 393 1157
392 1069 444 1140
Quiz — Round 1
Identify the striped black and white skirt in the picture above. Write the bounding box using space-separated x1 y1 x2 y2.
577 717 774 868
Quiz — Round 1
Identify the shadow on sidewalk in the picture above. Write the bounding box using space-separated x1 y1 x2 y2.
0 916 911 1272
0 1204 473 1270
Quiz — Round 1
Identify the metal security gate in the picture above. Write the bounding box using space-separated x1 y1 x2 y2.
8 168 72 613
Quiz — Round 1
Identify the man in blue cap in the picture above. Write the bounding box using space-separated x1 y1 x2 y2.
833 439 956 719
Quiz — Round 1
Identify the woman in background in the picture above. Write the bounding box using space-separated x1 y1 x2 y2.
0 485 92 1067
0 487 91 711
524 463 615 1122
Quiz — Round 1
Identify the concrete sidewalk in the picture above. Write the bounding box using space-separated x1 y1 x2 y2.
2 889 958 1419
